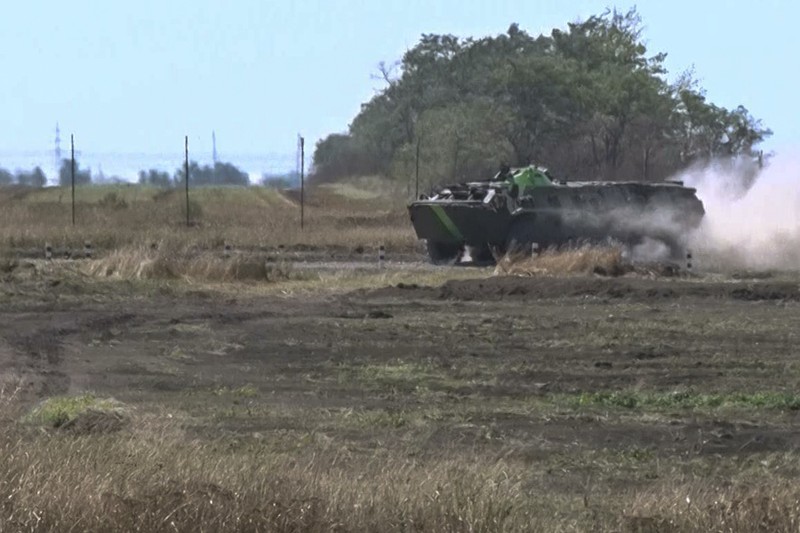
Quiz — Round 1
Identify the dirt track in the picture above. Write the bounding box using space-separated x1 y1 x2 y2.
2 269 800 464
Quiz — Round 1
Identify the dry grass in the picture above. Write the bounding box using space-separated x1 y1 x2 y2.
0 184 417 257
2 391 800 532
84 243 301 282
624 480 800 532
494 244 628 277
5 183 799 532
0 396 543 532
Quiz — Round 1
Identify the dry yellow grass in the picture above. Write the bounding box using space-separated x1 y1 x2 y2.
6 184 794 532
2 392 798 532
624 480 800 532
84 244 299 283
494 244 627 277
0 398 542 532
0 183 417 256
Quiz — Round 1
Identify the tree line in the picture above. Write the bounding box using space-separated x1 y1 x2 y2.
140 164 300 188
313 8 771 185
0 167 47 187
140 161 250 187
0 160 299 188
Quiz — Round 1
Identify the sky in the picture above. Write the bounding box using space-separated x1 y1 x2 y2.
0 0 797 180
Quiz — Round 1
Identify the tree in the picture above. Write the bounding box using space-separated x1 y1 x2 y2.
391 101 514 189
58 159 91 186
17 167 47 188
261 170 299 188
312 8 769 184
212 162 250 186
0 168 12 186
173 161 249 186
313 134 377 181
138 169 172 188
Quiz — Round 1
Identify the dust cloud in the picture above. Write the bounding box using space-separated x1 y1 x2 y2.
682 155 800 271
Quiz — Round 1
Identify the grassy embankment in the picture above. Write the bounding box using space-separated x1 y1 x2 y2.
0 179 427 287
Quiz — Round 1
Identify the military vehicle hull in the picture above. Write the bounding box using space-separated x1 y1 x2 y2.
408 166 705 263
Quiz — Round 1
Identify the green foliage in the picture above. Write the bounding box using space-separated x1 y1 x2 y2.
261 171 300 188
24 394 123 427
16 167 47 187
59 158 92 186
175 161 250 186
314 8 770 185
213 384 258 398
138 168 172 188
570 390 800 411
261 177 291 189
0 168 12 186
312 134 379 181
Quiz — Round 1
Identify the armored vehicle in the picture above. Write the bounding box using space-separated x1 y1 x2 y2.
408 165 705 264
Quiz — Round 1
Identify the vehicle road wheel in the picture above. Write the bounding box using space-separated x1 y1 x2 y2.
505 217 537 257
425 240 461 265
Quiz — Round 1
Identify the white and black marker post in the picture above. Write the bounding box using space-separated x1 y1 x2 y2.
379 244 386 269
531 242 540 257
45 243 53 260
686 249 693 271
224 242 232 258
84 241 92 259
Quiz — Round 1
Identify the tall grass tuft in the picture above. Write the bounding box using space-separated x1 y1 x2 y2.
84 243 300 282
495 244 628 277
625 481 800 532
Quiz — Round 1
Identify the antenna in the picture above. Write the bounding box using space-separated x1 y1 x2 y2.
212 130 218 164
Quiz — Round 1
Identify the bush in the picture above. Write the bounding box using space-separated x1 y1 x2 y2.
98 192 129 210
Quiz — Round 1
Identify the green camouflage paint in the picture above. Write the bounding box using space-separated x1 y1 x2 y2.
430 205 464 241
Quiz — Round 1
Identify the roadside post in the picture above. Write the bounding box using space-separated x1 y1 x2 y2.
84 241 93 259
299 135 305 230
71 135 75 226
379 244 386 269
184 136 190 227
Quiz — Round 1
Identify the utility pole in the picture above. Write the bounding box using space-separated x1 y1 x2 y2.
300 136 305 230
212 130 218 164
71 134 75 226
185 136 190 227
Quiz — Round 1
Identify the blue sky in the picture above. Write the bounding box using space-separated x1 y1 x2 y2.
0 0 796 177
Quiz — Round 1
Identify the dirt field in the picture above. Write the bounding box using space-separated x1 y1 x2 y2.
2 254 800 531
4 265 800 453
2 183 800 531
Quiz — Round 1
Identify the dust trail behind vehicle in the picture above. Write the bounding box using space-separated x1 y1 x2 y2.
684 155 800 270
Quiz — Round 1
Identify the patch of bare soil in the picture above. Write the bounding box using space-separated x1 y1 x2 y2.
2 271 800 461
366 276 800 302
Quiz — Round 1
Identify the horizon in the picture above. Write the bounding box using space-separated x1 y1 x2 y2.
0 145 298 185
